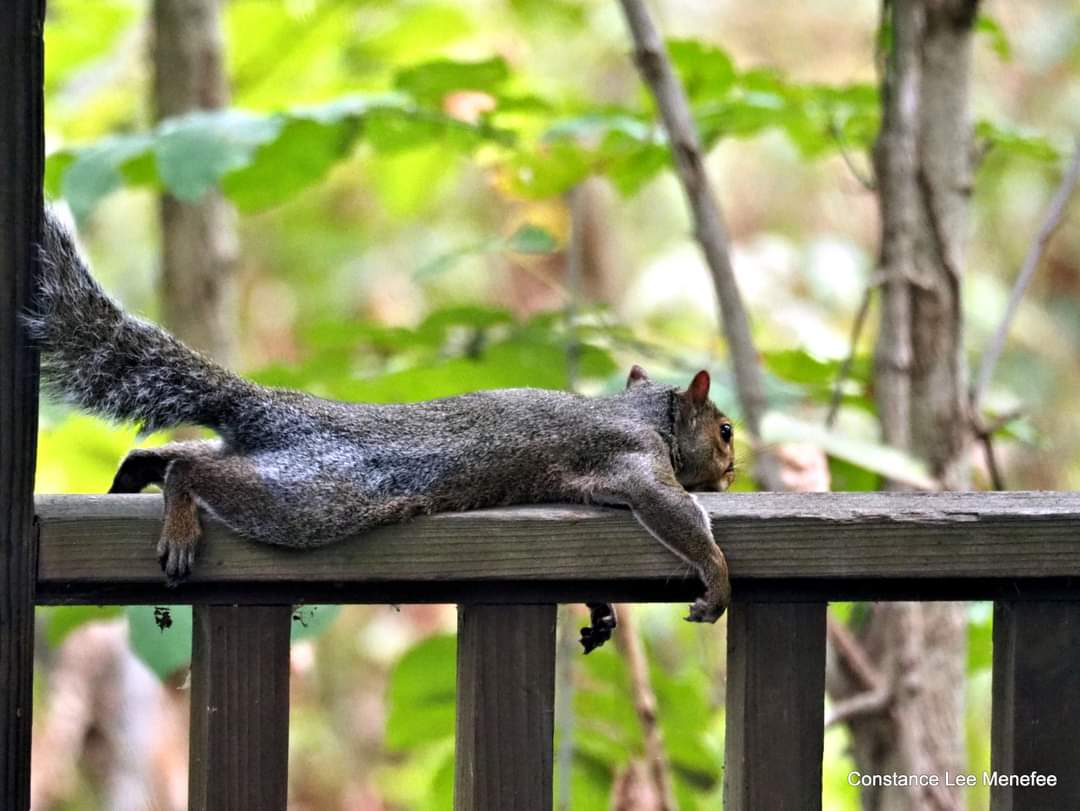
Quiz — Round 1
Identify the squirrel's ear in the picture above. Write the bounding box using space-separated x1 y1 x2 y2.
687 370 710 405
626 364 650 388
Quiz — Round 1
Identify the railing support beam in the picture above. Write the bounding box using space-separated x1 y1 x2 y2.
189 604 292 811
725 600 826 811
455 603 556 811
991 600 1080 810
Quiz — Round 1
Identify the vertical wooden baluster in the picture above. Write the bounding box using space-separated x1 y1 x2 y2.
991 600 1080 810
456 603 557 811
189 604 292 811
0 1 44 805
725 601 827 811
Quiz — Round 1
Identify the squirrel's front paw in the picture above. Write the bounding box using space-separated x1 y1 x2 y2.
580 602 617 654
685 596 726 624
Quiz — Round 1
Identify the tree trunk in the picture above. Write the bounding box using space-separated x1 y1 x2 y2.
152 0 237 362
838 3 980 809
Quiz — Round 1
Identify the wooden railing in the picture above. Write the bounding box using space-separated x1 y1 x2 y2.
26 491 1080 809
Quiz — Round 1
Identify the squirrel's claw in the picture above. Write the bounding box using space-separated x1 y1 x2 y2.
580 602 617 654
158 534 196 585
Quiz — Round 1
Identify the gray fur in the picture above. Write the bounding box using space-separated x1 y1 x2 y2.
33 211 737 647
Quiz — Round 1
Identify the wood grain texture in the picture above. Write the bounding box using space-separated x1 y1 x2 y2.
724 601 826 811
34 491 1080 604
189 604 291 811
455 603 556 811
1 1 44 806
990 601 1080 811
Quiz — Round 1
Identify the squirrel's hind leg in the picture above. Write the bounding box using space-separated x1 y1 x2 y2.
159 459 203 584
110 440 223 494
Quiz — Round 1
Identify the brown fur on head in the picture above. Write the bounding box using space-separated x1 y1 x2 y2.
628 367 735 492
674 371 735 491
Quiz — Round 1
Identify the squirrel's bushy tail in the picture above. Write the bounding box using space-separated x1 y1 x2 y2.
27 209 265 439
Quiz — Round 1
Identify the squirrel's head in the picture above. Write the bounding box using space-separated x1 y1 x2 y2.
627 366 736 492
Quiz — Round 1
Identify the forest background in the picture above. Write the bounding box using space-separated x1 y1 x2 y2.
30 0 1080 809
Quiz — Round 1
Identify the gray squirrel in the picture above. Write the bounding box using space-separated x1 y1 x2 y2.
28 210 736 652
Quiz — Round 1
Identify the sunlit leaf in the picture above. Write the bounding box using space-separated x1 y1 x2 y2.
976 120 1060 162
975 13 1012 60
48 94 509 218
394 57 510 103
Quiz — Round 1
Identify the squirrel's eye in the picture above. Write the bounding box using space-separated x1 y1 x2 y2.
720 423 732 442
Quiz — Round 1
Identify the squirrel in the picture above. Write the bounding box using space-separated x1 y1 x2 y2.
28 209 736 652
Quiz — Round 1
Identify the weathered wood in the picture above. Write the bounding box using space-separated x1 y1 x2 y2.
1 1 44 806
725 601 826 811
455 603 556 811
990 601 1080 811
34 492 1080 604
189 604 291 811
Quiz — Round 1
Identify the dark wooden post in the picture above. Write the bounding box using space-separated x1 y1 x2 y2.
990 600 1080 810
189 604 292 811
455 603 557 811
725 601 826 811
0 1 45 807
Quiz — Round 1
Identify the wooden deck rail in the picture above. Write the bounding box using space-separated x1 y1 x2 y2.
28 491 1080 810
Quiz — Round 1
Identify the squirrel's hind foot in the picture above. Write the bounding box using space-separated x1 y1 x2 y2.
158 471 202 584
158 534 198 586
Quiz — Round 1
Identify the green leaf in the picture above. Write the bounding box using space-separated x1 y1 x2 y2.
763 349 844 387
127 605 193 680
385 634 457 751
976 120 1060 163
223 115 357 212
59 134 154 221
828 456 879 492
47 93 508 218
507 223 558 253
667 38 737 102
155 110 284 202
394 57 510 103
975 13 1012 60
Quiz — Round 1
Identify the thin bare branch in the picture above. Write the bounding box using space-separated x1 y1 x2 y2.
825 683 891 729
972 138 1080 412
827 614 887 693
829 119 876 191
980 434 1006 491
616 0 783 490
614 605 676 811
826 271 886 429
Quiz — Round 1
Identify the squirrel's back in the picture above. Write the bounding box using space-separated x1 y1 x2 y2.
29 211 675 464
